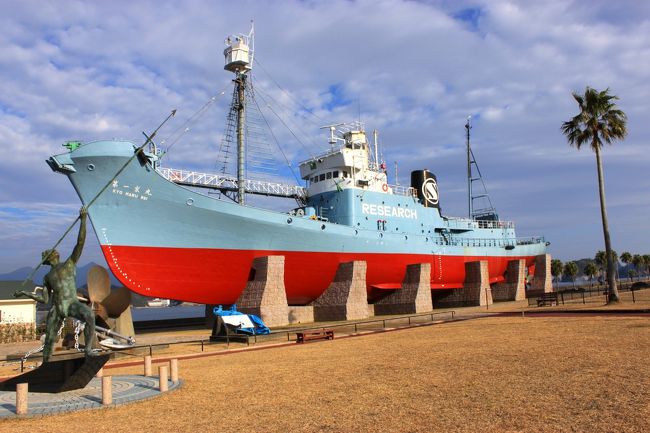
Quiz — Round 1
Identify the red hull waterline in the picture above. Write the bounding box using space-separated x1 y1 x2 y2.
102 245 536 305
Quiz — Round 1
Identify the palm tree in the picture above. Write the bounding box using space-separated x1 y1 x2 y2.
584 262 598 288
621 252 632 281
632 254 644 280
551 259 563 288
562 87 627 303
643 254 650 276
564 262 579 288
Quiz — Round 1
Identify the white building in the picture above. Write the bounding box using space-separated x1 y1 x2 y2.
0 281 37 324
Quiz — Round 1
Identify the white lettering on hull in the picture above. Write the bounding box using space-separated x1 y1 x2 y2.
362 203 417 219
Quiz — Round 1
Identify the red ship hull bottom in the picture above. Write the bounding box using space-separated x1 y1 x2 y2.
101 245 536 305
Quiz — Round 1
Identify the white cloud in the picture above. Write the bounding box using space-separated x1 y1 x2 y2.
0 0 649 271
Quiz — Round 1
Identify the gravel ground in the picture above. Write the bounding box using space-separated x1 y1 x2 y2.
1 305 648 432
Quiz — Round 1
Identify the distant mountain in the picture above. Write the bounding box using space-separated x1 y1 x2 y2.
0 262 122 287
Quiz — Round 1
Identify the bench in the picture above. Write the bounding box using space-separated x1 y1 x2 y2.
537 292 559 307
296 329 334 344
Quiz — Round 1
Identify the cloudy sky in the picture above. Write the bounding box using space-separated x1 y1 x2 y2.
0 0 649 273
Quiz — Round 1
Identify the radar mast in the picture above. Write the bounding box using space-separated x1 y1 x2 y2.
224 23 254 204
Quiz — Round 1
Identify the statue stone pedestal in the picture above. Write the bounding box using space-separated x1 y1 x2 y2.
0 352 110 393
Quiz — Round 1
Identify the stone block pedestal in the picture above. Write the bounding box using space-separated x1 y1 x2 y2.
435 260 492 307
528 254 553 297
374 263 432 315
236 256 289 327
492 259 526 302
312 261 369 322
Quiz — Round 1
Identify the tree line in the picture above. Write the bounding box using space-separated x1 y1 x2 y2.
551 251 650 287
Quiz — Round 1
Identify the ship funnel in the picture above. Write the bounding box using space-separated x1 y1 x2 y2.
411 170 440 209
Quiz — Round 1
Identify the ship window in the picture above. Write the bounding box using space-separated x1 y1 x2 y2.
319 174 325 181
311 177 317 183
326 172 332 179
333 170 339 178
343 170 348 178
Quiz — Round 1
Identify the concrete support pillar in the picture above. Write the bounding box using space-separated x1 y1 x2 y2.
236 256 289 327
529 254 552 295
374 263 433 315
313 261 369 322
159 366 168 392
102 376 112 405
170 359 179 384
492 259 526 302
144 355 152 377
16 383 28 415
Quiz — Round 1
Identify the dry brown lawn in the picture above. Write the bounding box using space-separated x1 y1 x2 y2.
2 313 649 433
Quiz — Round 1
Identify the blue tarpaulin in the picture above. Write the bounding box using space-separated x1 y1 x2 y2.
213 304 271 335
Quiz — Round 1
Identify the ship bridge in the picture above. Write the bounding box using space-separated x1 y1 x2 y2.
298 122 416 198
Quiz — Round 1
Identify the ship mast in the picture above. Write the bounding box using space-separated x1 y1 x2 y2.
465 115 499 221
465 115 472 219
224 23 254 205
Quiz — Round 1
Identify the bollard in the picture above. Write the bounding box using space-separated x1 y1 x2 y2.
102 376 112 405
96 367 104 378
144 355 152 377
170 359 179 383
159 365 169 392
16 383 28 415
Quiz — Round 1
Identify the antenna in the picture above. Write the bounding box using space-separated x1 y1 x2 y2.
373 129 379 170
466 115 472 218
394 161 399 186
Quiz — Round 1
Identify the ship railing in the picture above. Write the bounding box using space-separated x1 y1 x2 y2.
429 236 545 248
388 184 418 198
157 167 308 201
446 217 515 230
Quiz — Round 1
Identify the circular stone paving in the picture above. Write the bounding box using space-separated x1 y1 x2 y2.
0 375 182 418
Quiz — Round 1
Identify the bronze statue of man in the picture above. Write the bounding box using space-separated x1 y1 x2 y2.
14 207 98 361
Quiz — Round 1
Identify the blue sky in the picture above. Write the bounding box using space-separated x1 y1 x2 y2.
0 0 649 273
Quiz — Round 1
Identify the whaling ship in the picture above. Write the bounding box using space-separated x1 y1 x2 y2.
47 27 547 305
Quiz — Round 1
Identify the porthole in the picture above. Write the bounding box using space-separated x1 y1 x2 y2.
321 224 326 230
87 164 95 171
287 218 293 224
186 198 194 206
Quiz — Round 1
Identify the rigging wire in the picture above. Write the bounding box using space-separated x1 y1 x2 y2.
248 84 302 185
254 88 319 162
159 82 231 158
254 58 326 126
254 84 323 161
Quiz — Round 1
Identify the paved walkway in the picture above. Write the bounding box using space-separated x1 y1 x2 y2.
0 375 182 418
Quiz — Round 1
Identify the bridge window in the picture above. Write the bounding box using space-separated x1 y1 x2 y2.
326 172 332 179
319 174 326 181
333 170 339 178
343 170 348 178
